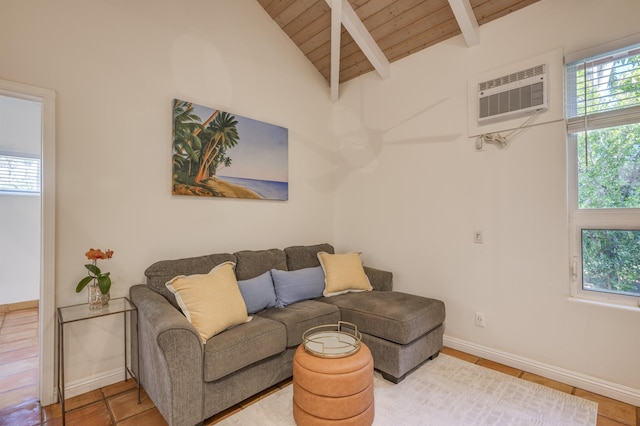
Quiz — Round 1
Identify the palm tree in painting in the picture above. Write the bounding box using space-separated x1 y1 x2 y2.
194 111 239 183
172 100 203 178
212 150 233 176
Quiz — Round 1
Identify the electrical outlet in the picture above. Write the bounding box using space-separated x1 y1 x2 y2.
474 230 483 244
475 312 486 327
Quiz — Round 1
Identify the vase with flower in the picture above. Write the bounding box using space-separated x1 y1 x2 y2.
76 248 114 309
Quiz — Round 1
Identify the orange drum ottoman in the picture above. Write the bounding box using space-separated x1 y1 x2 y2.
292 343 374 425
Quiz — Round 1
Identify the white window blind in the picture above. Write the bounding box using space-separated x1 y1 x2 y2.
566 43 640 133
0 153 41 193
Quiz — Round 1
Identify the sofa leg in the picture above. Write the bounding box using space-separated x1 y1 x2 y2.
429 351 440 360
380 371 404 384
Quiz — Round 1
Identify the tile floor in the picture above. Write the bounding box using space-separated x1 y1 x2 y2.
0 306 638 425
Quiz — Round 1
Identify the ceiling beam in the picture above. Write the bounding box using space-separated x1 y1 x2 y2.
448 0 480 47
325 0 391 81
330 0 342 101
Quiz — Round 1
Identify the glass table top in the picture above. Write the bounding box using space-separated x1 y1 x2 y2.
57 297 136 324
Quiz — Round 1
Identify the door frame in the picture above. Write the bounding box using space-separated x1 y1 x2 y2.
0 79 56 405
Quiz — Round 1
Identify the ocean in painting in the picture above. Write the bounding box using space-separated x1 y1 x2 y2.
217 176 288 201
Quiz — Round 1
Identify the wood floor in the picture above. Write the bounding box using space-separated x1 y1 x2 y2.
0 306 638 425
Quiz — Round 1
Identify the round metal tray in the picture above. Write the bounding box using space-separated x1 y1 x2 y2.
302 322 361 358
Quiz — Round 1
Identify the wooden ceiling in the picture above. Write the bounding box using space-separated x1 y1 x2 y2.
257 0 541 84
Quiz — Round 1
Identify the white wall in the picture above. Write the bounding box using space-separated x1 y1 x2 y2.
0 0 335 391
0 96 41 305
335 0 640 396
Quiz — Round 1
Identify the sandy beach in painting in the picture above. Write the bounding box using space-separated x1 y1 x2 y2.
173 178 261 198
206 177 262 199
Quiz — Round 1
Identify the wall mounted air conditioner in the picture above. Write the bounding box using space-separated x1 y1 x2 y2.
477 64 547 124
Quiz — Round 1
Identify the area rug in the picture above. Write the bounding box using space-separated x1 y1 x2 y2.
217 354 598 426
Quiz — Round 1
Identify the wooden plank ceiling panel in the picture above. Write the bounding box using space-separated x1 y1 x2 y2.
293 10 330 50
275 0 319 27
348 1 450 59
372 3 456 59
299 24 329 53
257 0 541 84
362 0 441 32
471 0 541 25
265 0 298 18
283 2 328 36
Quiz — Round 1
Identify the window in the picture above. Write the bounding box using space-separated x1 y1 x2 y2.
0 152 41 194
566 41 640 307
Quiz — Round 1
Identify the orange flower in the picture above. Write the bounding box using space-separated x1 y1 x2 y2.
76 247 115 295
85 248 107 260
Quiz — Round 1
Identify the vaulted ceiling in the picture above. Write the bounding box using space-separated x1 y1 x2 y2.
258 0 541 85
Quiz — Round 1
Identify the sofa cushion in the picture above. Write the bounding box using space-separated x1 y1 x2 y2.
165 262 249 343
145 252 236 309
234 248 287 281
271 267 325 307
284 243 334 271
320 291 446 345
257 300 340 347
237 271 277 314
203 315 286 382
318 252 372 296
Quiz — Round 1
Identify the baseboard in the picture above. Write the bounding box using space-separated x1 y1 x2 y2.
55 367 128 401
444 335 640 407
0 299 38 313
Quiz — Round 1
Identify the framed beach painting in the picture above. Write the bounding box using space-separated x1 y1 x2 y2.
172 99 288 201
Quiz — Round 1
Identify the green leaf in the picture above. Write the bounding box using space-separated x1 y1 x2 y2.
75 276 93 293
98 275 111 295
85 264 101 275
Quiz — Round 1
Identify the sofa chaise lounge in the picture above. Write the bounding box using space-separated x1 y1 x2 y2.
129 243 445 426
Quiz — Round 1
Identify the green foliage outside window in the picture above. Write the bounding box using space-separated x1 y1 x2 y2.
582 229 640 296
577 124 640 209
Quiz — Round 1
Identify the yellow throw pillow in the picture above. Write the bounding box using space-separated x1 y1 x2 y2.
165 261 249 343
317 252 372 297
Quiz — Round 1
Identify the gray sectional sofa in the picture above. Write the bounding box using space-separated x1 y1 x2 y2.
129 243 445 426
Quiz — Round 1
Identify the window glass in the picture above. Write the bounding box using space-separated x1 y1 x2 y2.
0 153 41 193
577 124 640 209
582 229 640 297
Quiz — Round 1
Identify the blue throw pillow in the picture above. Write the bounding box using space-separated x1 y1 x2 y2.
271 266 325 308
237 271 277 314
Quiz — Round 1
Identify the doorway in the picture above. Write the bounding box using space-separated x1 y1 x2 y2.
0 80 56 407
0 95 42 411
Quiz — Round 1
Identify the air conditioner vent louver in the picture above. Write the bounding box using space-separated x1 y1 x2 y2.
478 64 547 124
479 65 545 91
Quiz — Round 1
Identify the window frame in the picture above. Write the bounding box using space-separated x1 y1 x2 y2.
566 38 640 308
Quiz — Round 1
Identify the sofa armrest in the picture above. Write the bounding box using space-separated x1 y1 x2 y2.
130 284 204 426
364 266 393 291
